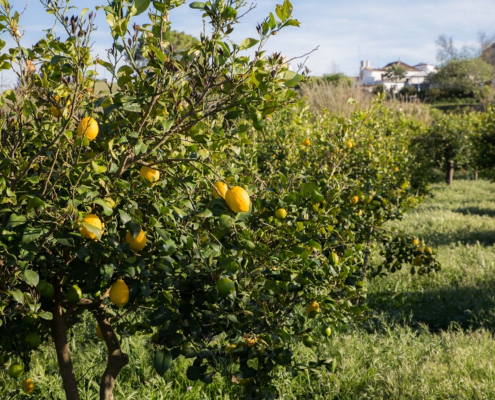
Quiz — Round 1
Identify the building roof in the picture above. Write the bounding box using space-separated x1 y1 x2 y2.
382 61 419 71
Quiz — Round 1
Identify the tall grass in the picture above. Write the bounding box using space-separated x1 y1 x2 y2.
300 80 432 124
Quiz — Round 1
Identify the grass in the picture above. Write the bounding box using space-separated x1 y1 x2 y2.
3 179 495 399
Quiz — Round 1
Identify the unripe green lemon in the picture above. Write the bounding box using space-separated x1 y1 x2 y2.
321 326 332 337
8 363 24 379
301 335 315 348
67 285 82 304
217 277 235 297
25 332 41 349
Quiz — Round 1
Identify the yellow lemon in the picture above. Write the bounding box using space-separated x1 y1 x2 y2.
394 166 399 172
346 139 353 149
96 325 104 341
350 196 359 205
425 246 433 254
243 336 257 348
306 301 320 317
213 182 229 199
109 279 129 308
139 165 160 184
77 117 99 141
412 238 420 246
303 138 311 146
22 378 34 394
50 106 60 118
126 229 147 252
225 343 238 352
79 214 102 240
104 198 116 208
225 186 250 213
275 208 287 219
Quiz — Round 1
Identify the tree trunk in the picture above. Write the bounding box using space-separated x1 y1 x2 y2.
52 293 80 400
446 161 454 186
95 313 129 400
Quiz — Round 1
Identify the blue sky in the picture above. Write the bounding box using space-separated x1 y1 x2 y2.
1 0 494 86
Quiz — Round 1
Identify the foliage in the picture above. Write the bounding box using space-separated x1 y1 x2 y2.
319 73 353 87
384 64 407 83
127 30 199 67
431 58 494 97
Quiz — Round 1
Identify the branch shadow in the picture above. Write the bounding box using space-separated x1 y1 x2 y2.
453 206 495 219
365 278 495 333
419 227 495 247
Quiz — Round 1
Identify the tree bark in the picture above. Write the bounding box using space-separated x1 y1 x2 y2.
446 161 454 186
95 313 129 400
52 293 80 400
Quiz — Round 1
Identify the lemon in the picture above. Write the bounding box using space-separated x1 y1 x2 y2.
139 165 160 184
213 182 229 199
303 138 311 146
321 326 332 337
306 301 320 318
7 363 24 379
243 336 257 347
50 106 61 118
67 285 82 304
350 196 359 205
104 198 116 208
225 343 237 352
413 255 423 266
79 214 102 240
275 208 287 219
346 139 353 149
425 246 433 254
412 238 420 246
96 325 104 341
24 332 41 349
22 378 34 394
126 229 147 252
225 186 250 213
301 334 315 348
77 117 99 141
109 279 129 308
217 277 235 296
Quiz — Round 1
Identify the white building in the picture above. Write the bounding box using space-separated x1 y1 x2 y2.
359 60 437 92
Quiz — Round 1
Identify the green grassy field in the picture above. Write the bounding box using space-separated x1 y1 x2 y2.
2 179 495 399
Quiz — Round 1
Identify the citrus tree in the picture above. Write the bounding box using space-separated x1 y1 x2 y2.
0 1 439 399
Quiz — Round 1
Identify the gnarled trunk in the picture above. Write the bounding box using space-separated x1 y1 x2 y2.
95 313 129 400
52 290 80 400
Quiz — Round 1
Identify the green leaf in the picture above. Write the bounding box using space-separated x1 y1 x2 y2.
22 228 45 244
196 209 213 218
94 198 113 216
26 197 46 212
39 311 53 320
118 210 132 225
126 221 141 239
219 214 235 229
11 289 24 303
6 214 26 229
189 2 206 9
21 270 39 287
239 38 259 51
279 71 304 87
54 233 76 247
81 222 102 240
133 0 151 16
91 161 107 174
154 349 172 376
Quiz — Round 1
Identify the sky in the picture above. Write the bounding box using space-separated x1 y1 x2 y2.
1 0 494 87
